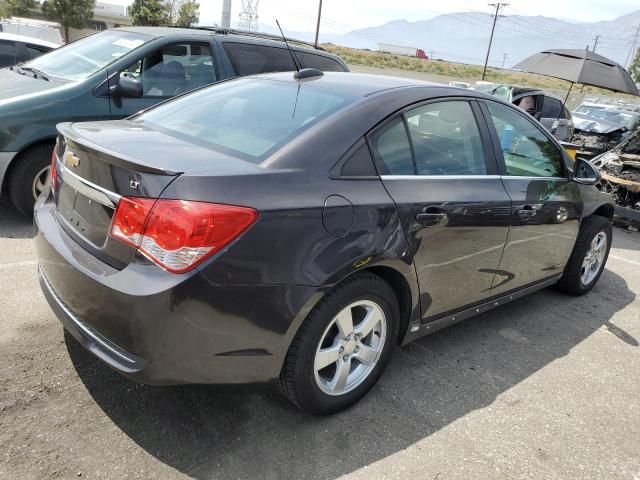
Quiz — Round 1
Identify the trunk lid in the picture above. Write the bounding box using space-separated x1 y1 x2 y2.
54 120 263 269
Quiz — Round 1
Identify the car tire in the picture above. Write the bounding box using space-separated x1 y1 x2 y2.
8 143 54 217
278 272 399 415
557 215 612 296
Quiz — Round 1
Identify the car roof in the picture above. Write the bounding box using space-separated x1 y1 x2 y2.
114 26 342 59
253 71 455 97
0 31 59 48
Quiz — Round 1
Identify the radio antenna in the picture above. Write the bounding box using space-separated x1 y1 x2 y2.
275 19 300 72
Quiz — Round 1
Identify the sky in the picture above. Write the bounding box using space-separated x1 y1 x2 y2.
109 0 640 32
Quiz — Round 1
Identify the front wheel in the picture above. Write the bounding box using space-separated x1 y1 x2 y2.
8 143 54 217
279 273 399 415
557 215 612 296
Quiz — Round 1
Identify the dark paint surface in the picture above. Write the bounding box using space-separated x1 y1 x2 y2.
34 73 614 385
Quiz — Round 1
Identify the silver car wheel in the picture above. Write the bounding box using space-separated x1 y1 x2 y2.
32 166 51 200
581 231 607 286
314 300 387 396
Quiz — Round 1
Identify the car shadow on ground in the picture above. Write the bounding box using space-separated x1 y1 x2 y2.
0 197 33 239
66 266 636 480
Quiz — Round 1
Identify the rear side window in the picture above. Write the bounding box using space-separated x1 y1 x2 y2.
369 118 414 175
0 40 17 68
223 42 295 76
541 97 562 119
295 51 345 72
405 101 486 175
340 142 377 176
137 78 356 162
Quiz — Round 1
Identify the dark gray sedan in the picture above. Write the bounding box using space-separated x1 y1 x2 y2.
35 71 614 414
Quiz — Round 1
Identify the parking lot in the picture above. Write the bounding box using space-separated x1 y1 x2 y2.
0 194 638 479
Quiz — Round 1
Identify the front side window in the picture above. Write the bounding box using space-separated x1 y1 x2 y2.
223 42 296 76
121 42 216 98
136 78 356 162
369 117 414 175
25 30 151 81
486 101 564 177
24 44 52 61
405 101 486 175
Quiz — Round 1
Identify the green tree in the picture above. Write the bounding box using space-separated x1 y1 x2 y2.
41 0 95 42
175 0 198 27
129 0 167 26
3 0 35 17
630 47 640 83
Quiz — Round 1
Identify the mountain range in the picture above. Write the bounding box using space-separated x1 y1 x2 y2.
259 9 640 69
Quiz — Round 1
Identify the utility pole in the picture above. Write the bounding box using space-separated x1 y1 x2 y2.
501 52 508 69
314 0 323 48
592 35 600 53
429 50 435 60
624 24 640 69
481 3 508 80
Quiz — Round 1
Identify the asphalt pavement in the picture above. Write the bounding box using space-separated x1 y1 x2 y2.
1 196 639 480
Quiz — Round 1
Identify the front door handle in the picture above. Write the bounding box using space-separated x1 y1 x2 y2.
515 204 537 219
416 207 448 226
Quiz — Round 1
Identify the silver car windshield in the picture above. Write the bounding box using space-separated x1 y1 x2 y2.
24 30 152 81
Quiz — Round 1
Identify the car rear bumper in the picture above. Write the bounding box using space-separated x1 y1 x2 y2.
34 194 318 385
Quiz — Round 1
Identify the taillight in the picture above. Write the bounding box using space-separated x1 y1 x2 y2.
50 148 58 192
110 198 258 273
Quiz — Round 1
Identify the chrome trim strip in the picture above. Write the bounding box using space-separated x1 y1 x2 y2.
38 266 138 365
380 175 501 180
501 176 567 181
57 157 121 208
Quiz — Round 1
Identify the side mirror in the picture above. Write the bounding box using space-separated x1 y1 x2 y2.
112 75 143 98
572 158 601 186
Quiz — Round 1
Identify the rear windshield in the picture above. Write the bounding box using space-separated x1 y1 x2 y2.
136 78 356 162
25 30 152 81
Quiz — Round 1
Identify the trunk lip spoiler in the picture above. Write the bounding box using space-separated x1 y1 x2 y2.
57 122 183 177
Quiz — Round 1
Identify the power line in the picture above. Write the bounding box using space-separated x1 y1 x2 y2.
482 3 508 80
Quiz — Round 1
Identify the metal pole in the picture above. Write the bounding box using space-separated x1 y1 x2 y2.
481 3 508 80
314 0 323 49
592 35 600 53
501 52 508 69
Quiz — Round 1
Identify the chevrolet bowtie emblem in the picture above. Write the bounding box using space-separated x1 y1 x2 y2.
63 150 80 168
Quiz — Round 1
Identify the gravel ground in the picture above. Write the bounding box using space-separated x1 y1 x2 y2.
1 196 639 480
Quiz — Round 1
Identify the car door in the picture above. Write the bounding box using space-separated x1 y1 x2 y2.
109 41 219 118
368 99 511 321
481 100 582 295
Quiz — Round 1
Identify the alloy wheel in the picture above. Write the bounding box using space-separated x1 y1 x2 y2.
314 300 387 396
581 231 607 286
32 166 51 200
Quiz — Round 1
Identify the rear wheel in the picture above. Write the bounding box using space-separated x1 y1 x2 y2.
8 143 54 217
557 215 612 296
279 273 398 415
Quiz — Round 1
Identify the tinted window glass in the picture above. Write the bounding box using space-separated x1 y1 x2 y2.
137 78 355 162
122 43 216 98
223 42 296 76
487 102 563 177
0 40 17 67
405 101 486 175
296 51 345 72
540 97 562 118
369 118 414 175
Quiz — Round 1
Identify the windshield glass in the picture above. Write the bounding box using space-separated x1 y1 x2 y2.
24 30 152 81
137 79 357 162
